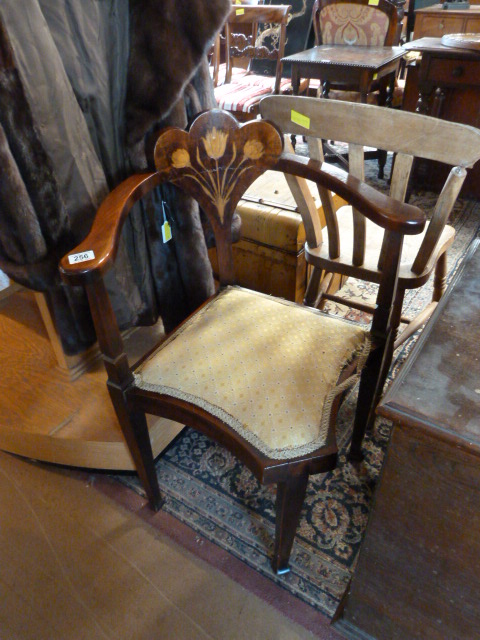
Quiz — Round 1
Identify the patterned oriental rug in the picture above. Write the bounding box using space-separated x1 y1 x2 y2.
115 172 480 618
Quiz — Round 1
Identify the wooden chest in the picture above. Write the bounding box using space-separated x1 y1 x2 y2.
337 239 480 639
210 171 342 303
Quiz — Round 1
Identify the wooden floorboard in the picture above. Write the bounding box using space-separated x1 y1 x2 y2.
0 290 182 470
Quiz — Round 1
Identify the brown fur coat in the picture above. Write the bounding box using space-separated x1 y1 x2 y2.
0 0 230 353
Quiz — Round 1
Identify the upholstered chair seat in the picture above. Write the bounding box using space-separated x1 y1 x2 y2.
135 287 370 459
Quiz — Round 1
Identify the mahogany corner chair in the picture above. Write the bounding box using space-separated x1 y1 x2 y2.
60 109 424 574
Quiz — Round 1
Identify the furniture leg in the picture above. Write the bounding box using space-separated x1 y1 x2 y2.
304 265 323 307
349 287 404 459
108 382 163 510
272 472 309 575
432 250 448 302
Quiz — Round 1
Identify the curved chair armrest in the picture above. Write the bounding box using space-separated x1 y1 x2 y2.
276 153 426 235
59 172 163 286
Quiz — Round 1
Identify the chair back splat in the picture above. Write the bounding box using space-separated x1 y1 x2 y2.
260 94 480 454
60 108 425 574
312 0 400 48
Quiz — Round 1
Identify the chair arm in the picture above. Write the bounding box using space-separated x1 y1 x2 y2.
276 153 426 235
59 172 162 286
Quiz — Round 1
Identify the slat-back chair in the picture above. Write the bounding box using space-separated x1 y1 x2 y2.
214 5 292 120
260 94 480 455
59 109 424 574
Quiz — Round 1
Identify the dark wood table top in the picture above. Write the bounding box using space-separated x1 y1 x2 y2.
282 45 405 69
378 239 480 451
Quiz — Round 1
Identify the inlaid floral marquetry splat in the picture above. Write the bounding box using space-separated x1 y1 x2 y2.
153 109 283 229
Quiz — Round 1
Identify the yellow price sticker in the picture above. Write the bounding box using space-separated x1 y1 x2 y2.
368 0 380 5
162 221 172 243
236 8 245 14
372 72 378 80
291 109 311 130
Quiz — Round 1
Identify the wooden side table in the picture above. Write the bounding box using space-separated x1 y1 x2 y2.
336 239 480 639
282 45 405 104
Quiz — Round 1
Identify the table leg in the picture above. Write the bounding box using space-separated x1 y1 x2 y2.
292 67 301 96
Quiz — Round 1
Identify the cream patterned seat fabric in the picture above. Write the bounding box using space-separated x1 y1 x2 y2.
135 287 371 460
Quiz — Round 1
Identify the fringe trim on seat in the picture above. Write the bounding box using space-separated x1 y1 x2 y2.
318 333 372 439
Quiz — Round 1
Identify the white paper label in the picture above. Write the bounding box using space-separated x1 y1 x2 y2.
68 250 95 264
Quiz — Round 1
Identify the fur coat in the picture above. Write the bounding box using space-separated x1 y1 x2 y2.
0 0 230 354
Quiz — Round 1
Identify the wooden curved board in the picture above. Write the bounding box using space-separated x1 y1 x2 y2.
0 290 182 471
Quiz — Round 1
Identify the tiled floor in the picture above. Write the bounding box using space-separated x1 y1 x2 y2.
0 450 343 640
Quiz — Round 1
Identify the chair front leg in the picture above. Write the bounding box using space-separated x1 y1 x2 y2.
272 472 309 575
304 265 323 307
108 382 163 511
349 280 407 459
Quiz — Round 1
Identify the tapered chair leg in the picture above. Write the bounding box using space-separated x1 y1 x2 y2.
304 265 323 307
108 382 163 511
348 337 393 462
272 473 309 575
349 284 405 461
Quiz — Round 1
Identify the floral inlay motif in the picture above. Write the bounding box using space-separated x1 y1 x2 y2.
154 111 283 226
202 127 229 160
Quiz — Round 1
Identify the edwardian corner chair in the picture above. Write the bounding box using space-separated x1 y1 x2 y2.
260 95 480 454
60 109 424 574
214 4 293 121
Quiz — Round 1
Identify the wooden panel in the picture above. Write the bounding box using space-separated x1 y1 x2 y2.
427 57 480 86
338 425 480 640
0 290 182 470
414 14 464 38
466 15 480 30
336 240 480 639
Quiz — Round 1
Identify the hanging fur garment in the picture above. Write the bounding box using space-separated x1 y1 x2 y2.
0 0 230 353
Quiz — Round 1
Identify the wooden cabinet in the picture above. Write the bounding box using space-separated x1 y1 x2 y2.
402 37 480 197
336 239 480 640
413 4 480 39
